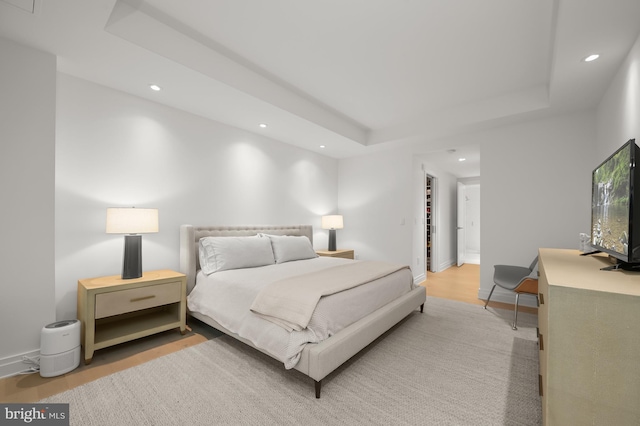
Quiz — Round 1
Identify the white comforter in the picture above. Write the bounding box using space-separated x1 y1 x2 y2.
187 257 415 369
251 261 411 332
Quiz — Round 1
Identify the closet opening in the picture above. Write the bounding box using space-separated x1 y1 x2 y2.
425 174 437 277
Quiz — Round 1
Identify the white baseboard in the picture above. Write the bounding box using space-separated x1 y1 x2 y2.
464 251 480 264
413 273 425 285
0 349 40 379
438 259 455 272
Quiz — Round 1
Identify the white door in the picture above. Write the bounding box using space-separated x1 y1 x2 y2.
457 182 466 267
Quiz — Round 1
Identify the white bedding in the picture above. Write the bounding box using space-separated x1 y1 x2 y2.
187 257 415 369
251 261 411 332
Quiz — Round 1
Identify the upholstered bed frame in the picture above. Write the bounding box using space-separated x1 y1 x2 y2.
179 224 426 398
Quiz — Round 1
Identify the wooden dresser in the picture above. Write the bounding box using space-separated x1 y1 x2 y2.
538 248 640 425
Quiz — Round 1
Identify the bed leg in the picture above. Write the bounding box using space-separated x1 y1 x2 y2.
315 380 322 399
420 303 424 313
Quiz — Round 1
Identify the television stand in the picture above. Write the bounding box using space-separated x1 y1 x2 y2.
600 258 640 271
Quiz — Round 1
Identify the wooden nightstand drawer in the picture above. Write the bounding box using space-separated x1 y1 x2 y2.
95 281 182 319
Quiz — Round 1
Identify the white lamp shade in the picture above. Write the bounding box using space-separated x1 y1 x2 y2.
321 215 344 230
106 208 159 234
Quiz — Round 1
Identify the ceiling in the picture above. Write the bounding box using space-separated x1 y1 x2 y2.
1 0 639 177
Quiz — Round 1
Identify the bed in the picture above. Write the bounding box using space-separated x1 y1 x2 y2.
179 224 426 398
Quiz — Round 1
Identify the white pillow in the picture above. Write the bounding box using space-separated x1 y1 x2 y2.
261 234 318 264
199 236 275 275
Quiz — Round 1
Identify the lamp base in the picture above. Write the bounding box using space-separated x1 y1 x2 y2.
122 234 142 279
328 229 337 252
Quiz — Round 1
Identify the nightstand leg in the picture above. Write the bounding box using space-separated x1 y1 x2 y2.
83 345 94 365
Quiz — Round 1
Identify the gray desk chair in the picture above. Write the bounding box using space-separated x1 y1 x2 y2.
484 257 539 330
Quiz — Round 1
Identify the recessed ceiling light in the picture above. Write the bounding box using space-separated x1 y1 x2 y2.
259 123 268 128
458 158 466 162
583 54 600 62
320 145 326 149
149 84 161 91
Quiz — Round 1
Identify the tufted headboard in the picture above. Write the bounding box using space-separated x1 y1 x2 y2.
179 224 314 293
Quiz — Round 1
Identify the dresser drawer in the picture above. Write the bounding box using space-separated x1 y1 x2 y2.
95 281 182 319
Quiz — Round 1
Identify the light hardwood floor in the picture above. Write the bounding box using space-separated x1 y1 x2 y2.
1 263 535 403
421 263 538 315
0 321 220 403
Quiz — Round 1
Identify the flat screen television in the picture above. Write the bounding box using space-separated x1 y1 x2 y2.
590 138 640 270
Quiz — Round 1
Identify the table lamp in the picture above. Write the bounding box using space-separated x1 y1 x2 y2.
321 215 344 251
106 207 159 279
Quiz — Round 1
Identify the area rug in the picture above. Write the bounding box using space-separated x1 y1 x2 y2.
42 297 541 425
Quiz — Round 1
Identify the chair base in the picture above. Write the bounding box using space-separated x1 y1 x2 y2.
512 293 521 330
484 284 535 330
483 284 497 310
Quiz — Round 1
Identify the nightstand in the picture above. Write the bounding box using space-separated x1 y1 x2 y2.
316 249 355 259
77 269 187 364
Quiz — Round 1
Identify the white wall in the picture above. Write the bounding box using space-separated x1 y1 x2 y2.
0 38 56 375
337 148 457 283
54 74 339 321
596 32 640 157
338 149 414 266
411 156 427 280
480 112 596 305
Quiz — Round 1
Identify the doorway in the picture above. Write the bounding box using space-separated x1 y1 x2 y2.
457 182 481 265
416 148 480 280
425 174 437 276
